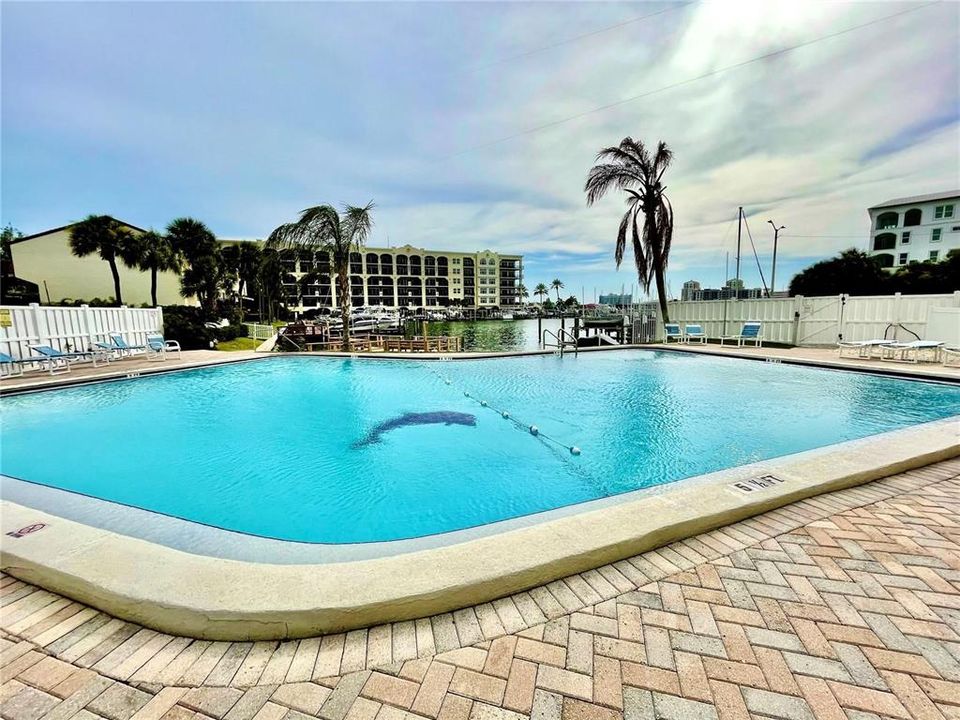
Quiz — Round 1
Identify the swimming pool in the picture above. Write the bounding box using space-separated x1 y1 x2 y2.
2 350 958 544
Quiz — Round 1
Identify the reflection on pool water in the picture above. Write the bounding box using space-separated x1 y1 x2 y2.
1 351 957 543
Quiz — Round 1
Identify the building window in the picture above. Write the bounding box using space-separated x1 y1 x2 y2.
872 233 896 251
903 208 922 226
875 211 898 230
901 232 910 244
934 204 954 219
932 228 942 243
874 253 894 268
929 250 939 262
898 253 908 265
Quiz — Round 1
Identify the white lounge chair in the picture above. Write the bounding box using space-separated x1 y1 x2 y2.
837 339 894 359
720 322 763 347
663 323 683 343
145 335 182 362
880 340 944 364
684 324 707 344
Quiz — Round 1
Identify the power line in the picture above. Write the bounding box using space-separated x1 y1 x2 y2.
446 2 940 158
459 3 694 73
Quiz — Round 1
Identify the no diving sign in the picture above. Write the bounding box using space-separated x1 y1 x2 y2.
6 523 46 539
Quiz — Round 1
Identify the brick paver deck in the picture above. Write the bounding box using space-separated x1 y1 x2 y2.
3 458 959 720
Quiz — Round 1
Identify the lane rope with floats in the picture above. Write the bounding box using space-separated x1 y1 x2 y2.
428 368 582 456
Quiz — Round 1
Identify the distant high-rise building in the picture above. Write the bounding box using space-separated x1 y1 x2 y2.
598 293 632 306
681 280 701 301
678 277 762 301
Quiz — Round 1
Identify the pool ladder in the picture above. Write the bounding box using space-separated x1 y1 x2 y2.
541 328 578 356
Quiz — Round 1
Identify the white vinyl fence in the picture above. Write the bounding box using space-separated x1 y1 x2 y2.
0 304 163 361
656 292 960 346
243 323 276 341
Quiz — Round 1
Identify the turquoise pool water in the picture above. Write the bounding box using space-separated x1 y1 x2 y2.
1 351 958 543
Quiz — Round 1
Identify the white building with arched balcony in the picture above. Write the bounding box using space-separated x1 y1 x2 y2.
867 190 959 270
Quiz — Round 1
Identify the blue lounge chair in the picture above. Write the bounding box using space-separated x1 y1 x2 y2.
663 323 683 343
720 322 763 348
684 324 707 344
29 345 105 375
145 335 181 362
109 333 146 357
0 352 26 378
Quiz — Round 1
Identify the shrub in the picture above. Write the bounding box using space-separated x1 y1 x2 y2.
216 323 248 341
161 305 216 349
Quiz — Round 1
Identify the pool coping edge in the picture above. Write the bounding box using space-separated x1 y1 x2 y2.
2 417 958 640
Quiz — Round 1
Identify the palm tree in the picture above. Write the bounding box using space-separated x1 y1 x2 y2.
68 215 137 305
123 230 181 307
166 218 223 316
585 137 675 321
267 203 374 351
550 278 564 302
517 283 529 305
220 242 263 319
534 283 549 304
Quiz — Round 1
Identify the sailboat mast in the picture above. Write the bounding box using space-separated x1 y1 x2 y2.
735 206 742 284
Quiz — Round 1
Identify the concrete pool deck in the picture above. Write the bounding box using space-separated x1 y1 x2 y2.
1 457 959 720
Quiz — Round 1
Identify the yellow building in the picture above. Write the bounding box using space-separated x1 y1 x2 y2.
9 220 187 306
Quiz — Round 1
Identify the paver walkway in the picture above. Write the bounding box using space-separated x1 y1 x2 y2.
3 458 959 720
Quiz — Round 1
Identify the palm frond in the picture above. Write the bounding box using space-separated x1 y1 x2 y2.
630 205 652 290
584 163 645 205
657 195 674 271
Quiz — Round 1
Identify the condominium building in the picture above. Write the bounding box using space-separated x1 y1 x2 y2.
867 190 959 269
277 244 523 311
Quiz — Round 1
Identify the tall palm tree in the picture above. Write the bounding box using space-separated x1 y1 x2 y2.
534 283 549 304
124 230 181 307
220 242 263 319
517 283 529 305
167 218 223 316
267 203 374 351
585 137 675 321
550 278 564 302
68 215 137 305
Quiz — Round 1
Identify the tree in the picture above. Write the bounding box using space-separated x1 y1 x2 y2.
220 242 263 319
68 215 137 305
166 218 224 316
123 230 181 307
550 278 564 302
788 249 889 296
534 283 549 304
518 283 529 304
788 248 959 296
267 203 374 351
585 137 675 321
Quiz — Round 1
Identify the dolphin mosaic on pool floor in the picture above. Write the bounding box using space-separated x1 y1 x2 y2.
2 457 959 720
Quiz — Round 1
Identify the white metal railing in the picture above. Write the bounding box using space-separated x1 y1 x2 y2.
243 323 276 341
0 303 163 361
647 292 960 346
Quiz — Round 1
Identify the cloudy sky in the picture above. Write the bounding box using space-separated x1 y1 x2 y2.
3 1 958 299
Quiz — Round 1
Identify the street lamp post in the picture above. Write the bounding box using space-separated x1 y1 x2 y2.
767 220 786 295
